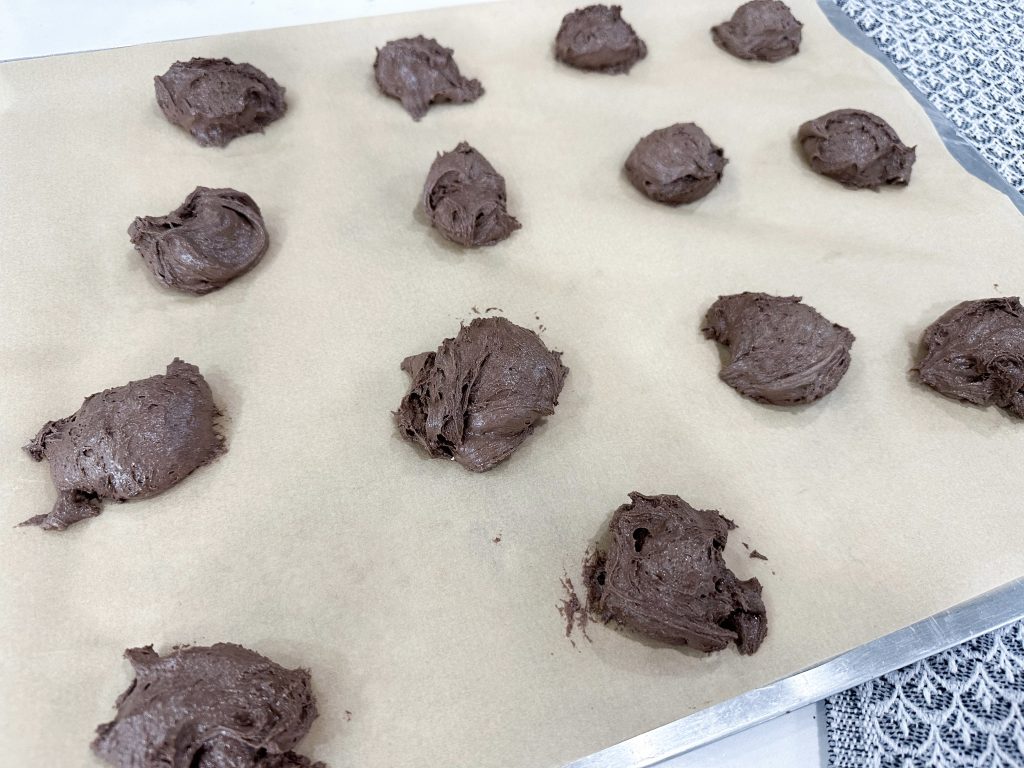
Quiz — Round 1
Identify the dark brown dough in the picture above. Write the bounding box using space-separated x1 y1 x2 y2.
916 297 1024 418
554 4 647 74
128 187 269 295
395 317 568 472
155 57 286 148
586 492 767 654
422 142 521 247
625 123 727 205
797 109 915 189
373 35 483 120
92 644 324 768
711 0 802 62
702 292 855 406
21 359 223 531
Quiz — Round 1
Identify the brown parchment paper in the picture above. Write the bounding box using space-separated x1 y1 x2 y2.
1 1 1022 766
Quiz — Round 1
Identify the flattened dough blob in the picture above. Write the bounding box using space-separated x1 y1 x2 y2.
92 644 324 768
154 58 286 147
395 317 568 472
555 4 647 74
712 1 802 62
129 186 269 295
625 123 727 205
374 36 483 120
702 292 854 406
798 109 915 189
422 142 521 247
587 492 768 654
22 359 223 531
916 297 1024 418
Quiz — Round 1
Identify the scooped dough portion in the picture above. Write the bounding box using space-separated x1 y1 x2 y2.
374 35 484 120
587 492 768 654
712 1 803 62
154 57 286 147
395 317 568 472
702 292 855 406
797 109 915 189
422 142 521 247
21 359 223 531
625 123 727 205
554 4 647 74
916 297 1024 418
92 644 324 768
129 187 269 295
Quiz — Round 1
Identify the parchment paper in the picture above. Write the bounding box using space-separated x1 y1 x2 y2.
1 1 1022 766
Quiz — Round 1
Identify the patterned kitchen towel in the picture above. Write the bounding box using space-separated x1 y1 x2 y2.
826 619 1024 767
828 0 1024 197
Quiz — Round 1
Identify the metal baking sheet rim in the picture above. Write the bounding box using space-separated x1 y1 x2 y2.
569 3 1024 766
567 577 1024 767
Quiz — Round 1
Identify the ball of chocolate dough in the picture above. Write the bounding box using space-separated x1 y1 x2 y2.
373 35 484 120
625 123 727 205
916 297 1024 418
21 359 223 531
711 0 803 62
586 492 768 654
128 187 269 295
422 141 521 247
797 109 915 189
92 644 325 768
154 57 286 147
554 4 647 74
702 292 855 406
395 317 568 472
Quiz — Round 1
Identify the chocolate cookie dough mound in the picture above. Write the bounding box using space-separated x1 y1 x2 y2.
625 123 727 205
422 142 521 247
92 644 325 768
702 293 854 406
374 36 483 120
129 187 269 295
155 57 286 147
21 359 223 531
916 297 1024 418
712 1 802 62
587 492 767 654
555 5 647 74
395 317 568 472
798 109 915 189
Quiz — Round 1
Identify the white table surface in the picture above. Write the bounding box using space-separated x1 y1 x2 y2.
0 1 825 765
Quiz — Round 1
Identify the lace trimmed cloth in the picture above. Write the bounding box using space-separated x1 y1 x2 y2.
825 620 1024 767
828 0 1024 197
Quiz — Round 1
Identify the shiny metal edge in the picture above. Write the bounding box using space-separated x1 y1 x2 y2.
564 577 1024 768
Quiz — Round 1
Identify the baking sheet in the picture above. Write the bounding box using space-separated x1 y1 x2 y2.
1 1 1022 766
